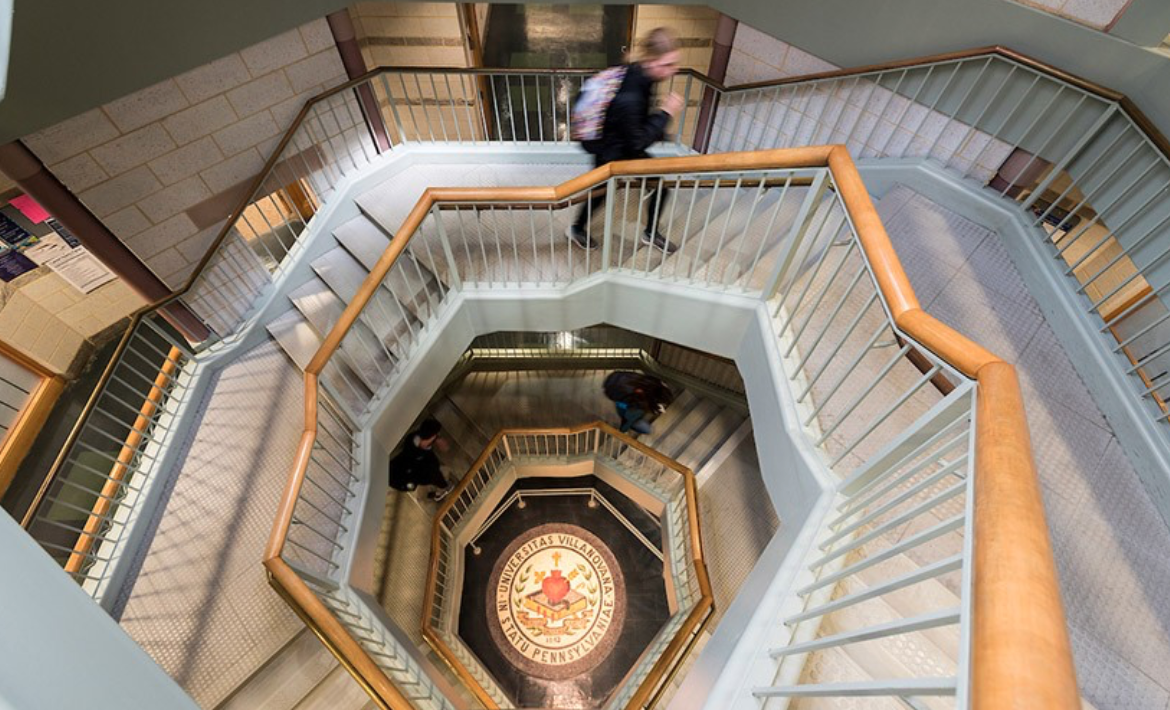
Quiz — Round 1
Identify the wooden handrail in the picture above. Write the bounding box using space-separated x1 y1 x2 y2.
971 363 1079 709
417 422 713 710
62 346 181 574
828 142 1078 708
265 557 416 710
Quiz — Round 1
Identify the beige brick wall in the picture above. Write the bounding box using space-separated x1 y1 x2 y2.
633 5 720 73
23 19 347 289
350 2 469 69
0 272 145 375
725 25 837 85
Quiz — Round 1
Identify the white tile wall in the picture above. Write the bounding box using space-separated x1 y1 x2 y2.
23 18 348 288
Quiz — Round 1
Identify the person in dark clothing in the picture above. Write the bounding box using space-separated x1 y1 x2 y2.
387 418 451 501
604 371 674 435
569 27 684 254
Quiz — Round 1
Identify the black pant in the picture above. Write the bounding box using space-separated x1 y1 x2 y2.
574 156 671 235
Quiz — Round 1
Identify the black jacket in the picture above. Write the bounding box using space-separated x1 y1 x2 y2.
586 62 671 165
388 437 445 491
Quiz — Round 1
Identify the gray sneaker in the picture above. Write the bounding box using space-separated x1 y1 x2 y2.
567 224 599 250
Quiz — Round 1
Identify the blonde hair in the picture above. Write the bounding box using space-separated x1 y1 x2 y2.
636 27 679 61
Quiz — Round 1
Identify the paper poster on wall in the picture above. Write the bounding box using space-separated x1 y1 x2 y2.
8 195 50 224
24 233 116 293
0 212 31 247
45 218 80 248
0 249 36 281
23 233 71 265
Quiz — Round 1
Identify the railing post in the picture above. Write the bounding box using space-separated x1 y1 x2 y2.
763 170 829 300
502 436 513 460
430 205 462 291
601 177 617 271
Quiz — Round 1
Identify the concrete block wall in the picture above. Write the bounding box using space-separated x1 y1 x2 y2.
632 5 721 149
719 26 1012 183
350 2 468 68
22 19 348 290
633 5 720 73
0 273 143 375
350 3 479 143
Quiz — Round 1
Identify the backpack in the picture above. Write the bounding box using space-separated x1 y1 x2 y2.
571 66 628 145
604 371 639 402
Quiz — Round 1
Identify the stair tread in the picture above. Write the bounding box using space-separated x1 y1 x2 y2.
677 408 745 471
289 278 388 393
292 663 376 710
312 246 416 349
267 308 321 371
217 629 336 710
654 399 722 460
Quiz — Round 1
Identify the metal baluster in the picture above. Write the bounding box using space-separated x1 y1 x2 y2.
904 64 963 159
1054 157 1162 259
672 177 701 281
785 242 858 354
1034 124 1129 227
792 263 869 373
1005 95 1093 201
427 73 449 141
811 344 912 440
706 177 744 287
969 73 1042 171
688 178 723 281
1070 187 1170 283
926 57 993 162
745 176 792 287
505 75 518 141
857 70 906 157
946 63 1017 172
520 74 531 142
877 65 937 157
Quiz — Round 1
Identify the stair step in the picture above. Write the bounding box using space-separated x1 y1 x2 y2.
289 277 388 393
292 663 378 710
311 246 416 352
654 399 722 460
216 630 336 710
430 396 491 470
640 389 697 448
267 308 322 371
677 408 745 471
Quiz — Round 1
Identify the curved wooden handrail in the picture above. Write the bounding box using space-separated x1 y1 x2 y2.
826 143 1078 708
418 422 713 710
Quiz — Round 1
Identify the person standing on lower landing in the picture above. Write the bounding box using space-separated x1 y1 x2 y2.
568 27 684 254
387 418 452 501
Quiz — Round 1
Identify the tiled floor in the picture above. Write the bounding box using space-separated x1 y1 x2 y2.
878 185 1170 709
118 340 307 708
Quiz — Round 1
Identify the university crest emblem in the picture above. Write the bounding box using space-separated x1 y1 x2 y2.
488 523 626 679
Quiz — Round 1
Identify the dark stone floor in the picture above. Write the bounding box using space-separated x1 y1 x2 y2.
458 475 671 709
